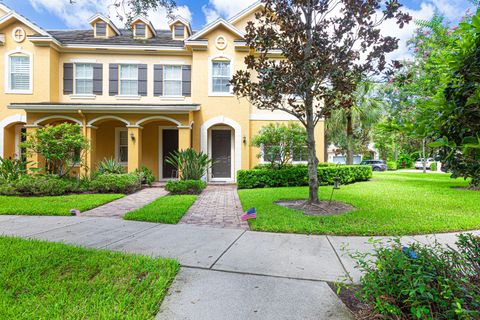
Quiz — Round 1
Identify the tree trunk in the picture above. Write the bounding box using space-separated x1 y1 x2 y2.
306 120 319 204
422 138 427 173
324 131 328 163
346 110 354 165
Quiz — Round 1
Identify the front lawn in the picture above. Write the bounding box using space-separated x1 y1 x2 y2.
0 236 179 319
0 194 123 216
238 172 480 236
124 195 197 224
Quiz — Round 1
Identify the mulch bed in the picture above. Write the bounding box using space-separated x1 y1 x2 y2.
454 186 480 191
275 199 354 216
327 283 376 319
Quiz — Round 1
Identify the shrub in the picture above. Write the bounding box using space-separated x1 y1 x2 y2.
396 153 415 169
0 157 28 182
352 234 480 319
134 165 156 186
237 165 372 189
387 161 397 171
251 123 307 168
11 175 82 196
430 161 437 171
22 123 89 176
166 148 212 180
90 173 141 194
165 180 206 195
96 158 125 175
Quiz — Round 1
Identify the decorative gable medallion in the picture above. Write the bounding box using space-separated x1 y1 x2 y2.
215 35 227 50
12 27 26 43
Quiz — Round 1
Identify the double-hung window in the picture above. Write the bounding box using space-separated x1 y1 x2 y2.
211 61 230 93
75 63 93 95
116 129 128 164
8 53 31 92
163 65 182 96
119 64 138 96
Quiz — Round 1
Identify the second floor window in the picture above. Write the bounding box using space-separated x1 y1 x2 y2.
8 53 31 92
163 65 182 96
212 61 230 93
120 64 138 96
75 64 93 94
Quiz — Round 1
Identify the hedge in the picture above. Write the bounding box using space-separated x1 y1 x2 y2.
165 180 207 195
237 165 372 189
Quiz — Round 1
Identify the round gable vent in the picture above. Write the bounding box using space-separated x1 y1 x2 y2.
215 35 227 50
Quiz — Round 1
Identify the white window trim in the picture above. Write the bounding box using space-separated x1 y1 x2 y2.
118 64 139 96
134 23 146 38
163 64 183 97
74 63 95 96
208 55 233 96
115 127 128 165
259 144 308 165
14 124 24 160
5 49 33 94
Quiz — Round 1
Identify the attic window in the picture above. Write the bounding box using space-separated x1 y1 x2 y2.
135 23 146 37
174 25 184 38
96 22 106 37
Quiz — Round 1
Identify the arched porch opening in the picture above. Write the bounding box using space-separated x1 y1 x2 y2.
0 114 27 160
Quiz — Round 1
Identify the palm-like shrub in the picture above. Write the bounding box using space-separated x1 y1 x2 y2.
165 148 212 180
96 158 125 175
0 157 28 182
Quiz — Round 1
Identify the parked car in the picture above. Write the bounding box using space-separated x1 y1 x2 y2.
414 158 435 170
360 160 387 171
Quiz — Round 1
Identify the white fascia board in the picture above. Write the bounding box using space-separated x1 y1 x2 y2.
0 11 49 36
228 1 264 24
187 18 244 41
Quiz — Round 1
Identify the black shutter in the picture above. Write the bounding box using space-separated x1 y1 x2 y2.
182 65 191 97
109 64 118 96
154 64 163 96
93 64 103 95
138 64 148 96
63 63 73 95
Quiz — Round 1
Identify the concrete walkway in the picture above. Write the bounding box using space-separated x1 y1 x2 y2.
180 185 249 230
81 187 168 218
1 215 478 319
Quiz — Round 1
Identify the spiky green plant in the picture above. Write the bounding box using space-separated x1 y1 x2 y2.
165 148 212 180
96 158 126 175
0 157 28 182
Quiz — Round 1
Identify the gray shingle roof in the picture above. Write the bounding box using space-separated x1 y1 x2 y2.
47 29 184 48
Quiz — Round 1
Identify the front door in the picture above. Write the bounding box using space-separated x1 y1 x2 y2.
211 129 232 179
162 129 178 179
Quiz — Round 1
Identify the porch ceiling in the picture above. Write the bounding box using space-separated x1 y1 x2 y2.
8 103 201 114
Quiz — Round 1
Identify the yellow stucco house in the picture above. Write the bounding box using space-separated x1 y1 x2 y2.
0 2 324 182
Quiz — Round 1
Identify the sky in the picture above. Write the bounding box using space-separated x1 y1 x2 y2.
1 0 475 61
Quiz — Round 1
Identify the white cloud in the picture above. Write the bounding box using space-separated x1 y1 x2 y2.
201 0 258 22
202 5 220 24
27 0 192 29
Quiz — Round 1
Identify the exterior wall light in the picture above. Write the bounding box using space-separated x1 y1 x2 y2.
130 132 135 141
243 136 247 145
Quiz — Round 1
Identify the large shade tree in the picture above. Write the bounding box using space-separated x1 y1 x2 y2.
231 0 411 204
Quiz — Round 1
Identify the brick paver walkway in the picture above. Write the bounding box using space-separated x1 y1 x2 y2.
180 185 249 229
81 187 168 218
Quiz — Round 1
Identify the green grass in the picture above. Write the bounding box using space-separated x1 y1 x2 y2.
124 195 198 224
0 236 179 319
0 194 124 216
238 172 480 236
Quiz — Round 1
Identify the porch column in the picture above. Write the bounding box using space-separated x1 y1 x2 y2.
25 125 43 173
127 126 142 173
82 126 97 177
178 126 191 151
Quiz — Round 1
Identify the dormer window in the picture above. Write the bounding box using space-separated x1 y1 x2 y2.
96 22 106 37
135 23 146 37
174 25 184 38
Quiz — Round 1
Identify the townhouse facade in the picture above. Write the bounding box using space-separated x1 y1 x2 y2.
0 2 325 182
